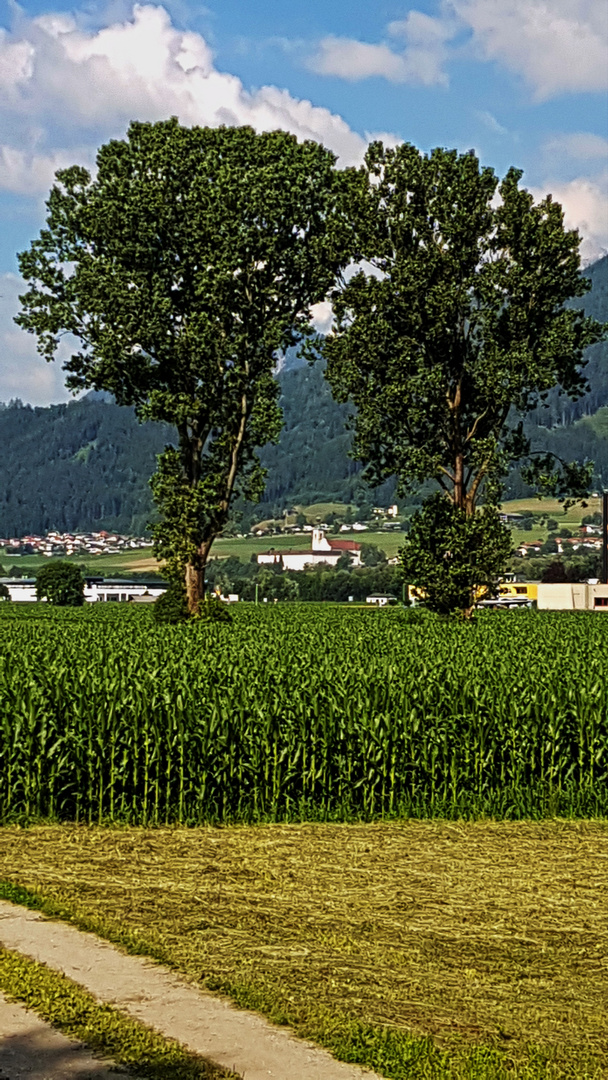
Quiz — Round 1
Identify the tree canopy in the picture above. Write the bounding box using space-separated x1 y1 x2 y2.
36 561 85 606
16 119 349 613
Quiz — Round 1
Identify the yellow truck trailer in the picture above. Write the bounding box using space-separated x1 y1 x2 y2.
408 580 538 607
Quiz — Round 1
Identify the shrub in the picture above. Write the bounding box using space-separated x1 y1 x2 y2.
152 582 189 624
198 598 232 623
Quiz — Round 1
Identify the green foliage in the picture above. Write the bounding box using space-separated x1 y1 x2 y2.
16 120 349 609
0 583 9 601
152 581 190 625
400 495 512 616
0 395 170 537
0 947 233 1080
324 143 606 512
359 542 386 567
202 554 402 603
198 598 233 623
35 561 85 606
541 538 559 556
0 604 607 825
541 560 570 584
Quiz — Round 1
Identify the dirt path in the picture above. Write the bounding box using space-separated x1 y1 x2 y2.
0 990 124 1079
0 902 380 1080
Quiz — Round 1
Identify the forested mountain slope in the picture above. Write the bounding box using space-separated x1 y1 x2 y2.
0 257 606 535
0 394 172 536
505 255 608 496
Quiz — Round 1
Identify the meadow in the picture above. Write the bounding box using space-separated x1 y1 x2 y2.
1 603 607 825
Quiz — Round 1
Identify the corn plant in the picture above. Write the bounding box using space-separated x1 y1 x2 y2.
0 604 606 823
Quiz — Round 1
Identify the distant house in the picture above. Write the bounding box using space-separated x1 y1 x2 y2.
257 529 362 572
517 542 543 557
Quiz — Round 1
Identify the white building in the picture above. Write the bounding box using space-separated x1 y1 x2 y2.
0 577 167 603
85 578 167 602
258 528 362 572
537 582 608 611
0 578 38 602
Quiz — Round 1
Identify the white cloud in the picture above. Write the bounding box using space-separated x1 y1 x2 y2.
543 132 608 163
0 30 34 93
310 300 334 336
308 0 607 99
530 173 608 264
0 145 89 196
308 11 454 86
453 0 608 99
475 110 508 136
309 38 417 83
0 274 76 406
0 4 366 174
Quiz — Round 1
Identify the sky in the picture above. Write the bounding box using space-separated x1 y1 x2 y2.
0 0 607 405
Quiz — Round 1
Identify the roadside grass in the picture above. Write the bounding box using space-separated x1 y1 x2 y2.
0 821 605 1078
0 945 237 1080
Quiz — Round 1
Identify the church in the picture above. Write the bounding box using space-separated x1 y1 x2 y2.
257 529 362 572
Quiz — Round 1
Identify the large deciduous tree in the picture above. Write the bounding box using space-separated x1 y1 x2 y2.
16 120 347 613
323 142 606 613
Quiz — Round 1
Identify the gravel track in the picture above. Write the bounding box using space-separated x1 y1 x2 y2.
0 901 381 1080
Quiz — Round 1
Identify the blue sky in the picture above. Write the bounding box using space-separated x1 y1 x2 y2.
0 0 607 404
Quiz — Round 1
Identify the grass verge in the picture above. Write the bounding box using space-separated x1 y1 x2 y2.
0 944 237 1080
0 821 606 1079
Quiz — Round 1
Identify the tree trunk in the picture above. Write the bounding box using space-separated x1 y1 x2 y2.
185 562 204 616
454 452 465 512
180 395 249 617
185 537 214 616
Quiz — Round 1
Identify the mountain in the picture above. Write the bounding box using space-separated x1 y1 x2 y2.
0 257 606 535
504 255 608 497
0 396 172 536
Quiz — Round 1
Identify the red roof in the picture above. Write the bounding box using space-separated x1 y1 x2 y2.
328 539 361 552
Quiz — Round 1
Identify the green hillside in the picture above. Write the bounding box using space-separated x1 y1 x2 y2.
0 363 390 537
0 257 606 536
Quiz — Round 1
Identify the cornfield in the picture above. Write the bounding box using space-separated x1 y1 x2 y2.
1 604 606 823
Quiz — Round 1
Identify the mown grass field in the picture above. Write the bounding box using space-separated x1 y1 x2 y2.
0 821 606 1079
1 545 159 576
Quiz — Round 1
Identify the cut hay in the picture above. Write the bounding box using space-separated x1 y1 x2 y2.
0 820 606 1076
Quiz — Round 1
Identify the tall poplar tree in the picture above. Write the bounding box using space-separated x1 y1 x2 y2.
323 142 606 614
16 119 347 613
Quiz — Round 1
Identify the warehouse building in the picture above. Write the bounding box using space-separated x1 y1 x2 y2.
0 577 167 603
